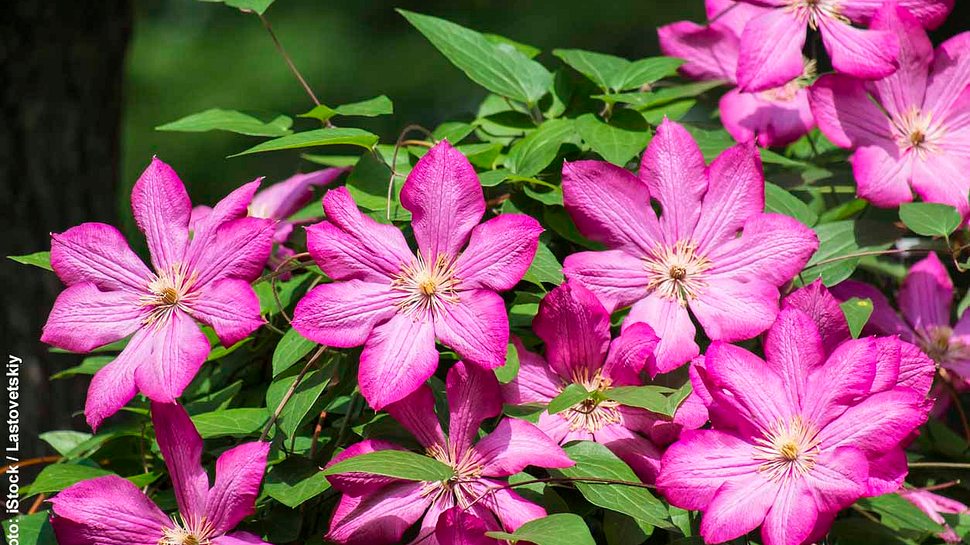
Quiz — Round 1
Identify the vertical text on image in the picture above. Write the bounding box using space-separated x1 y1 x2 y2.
4 355 21 544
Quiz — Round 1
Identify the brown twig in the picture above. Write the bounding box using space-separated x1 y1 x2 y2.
260 345 328 442
810 247 932 268
913 480 961 492
909 462 970 469
257 14 324 114
310 410 328 459
28 494 46 515
0 455 60 474
268 251 312 323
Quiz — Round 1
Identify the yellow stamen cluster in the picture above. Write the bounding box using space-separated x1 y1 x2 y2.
421 443 485 508
561 371 621 433
159 516 215 545
892 107 944 160
753 416 821 481
140 263 199 326
644 241 712 305
391 254 461 319
786 0 848 30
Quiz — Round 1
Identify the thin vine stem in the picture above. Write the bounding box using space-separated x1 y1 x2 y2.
257 13 324 114
908 462 970 469
260 345 328 442
809 247 933 268
268 251 312 323
387 124 435 220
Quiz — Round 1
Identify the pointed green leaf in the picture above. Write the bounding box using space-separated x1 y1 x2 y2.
198 0 274 15
486 514 595 545
230 128 379 157
553 49 628 91
495 342 520 383
548 383 590 414
522 240 564 287
840 297 873 339
507 119 576 177
576 110 651 166
605 385 674 414
323 449 454 481
899 202 962 237
191 408 269 438
765 183 817 227
157 109 292 137
264 456 332 508
616 56 683 90
8 251 52 271
272 328 316 377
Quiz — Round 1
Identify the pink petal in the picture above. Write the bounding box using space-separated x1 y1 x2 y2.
49 475 169 545
830 280 915 340
533 282 612 381
852 144 916 208
409 495 454 545
84 328 152 430
705 212 819 286
325 439 409 494
308 187 415 282
763 307 826 409
782 280 851 353
434 508 493 545
736 9 807 92
446 361 503 456
192 181 261 242
42 283 144 352
911 150 970 218
453 214 542 291
706 0 771 35
386 385 446 449
150 402 208 522
870 336 903 394
639 119 708 243
819 388 927 456
205 441 270 534
866 448 909 497
292 280 398 348
819 16 899 81
249 168 346 220
400 140 485 260
803 338 878 426
701 476 779 544
657 429 761 510
761 480 818 545
693 142 765 252
657 20 738 83
562 250 651 313
359 313 439 410
50 222 152 292
839 0 954 29
133 309 210 403
537 410 593 444
501 337 561 405
704 342 791 432
473 418 573 477
435 290 509 370
474 480 548 532
626 294 698 374
809 74 896 148
602 322 659 385
186 216 276 288
326 482 431 545
720 86 816 148
562 160 663 254
594 423 663 482
188 278 265 347
897 339 936 397
689 276 779 342
212 532 272 545
923 32 970 119
130 157 191 272
900 252 953 329
867 4 933 119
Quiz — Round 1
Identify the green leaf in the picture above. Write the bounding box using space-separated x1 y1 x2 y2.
801 220 900 286
615 57 683 90
899 202 962 237
230 128 379 157
522 240 564 287
266 365 331 439
157 109 292 137
840 297 873 339
299 96 394 123
576 110 651 166
191 408 268 438
507 119 576 177
495 342 520 383
50 355 113 379
21 464 111 497
301 154 361 168
605 386 674 414
486 514 595 545
857 494 944 534
198 0 274 15
765 183 817 227
323 449 454 481
8 251 52 271
553 49 629 91
2 512 57 545
272 328 317 377
556 442 670 529
483 33 542 59
433 121 476 144
548 383 590 414
344 150 411 222
264 456 332 508
682 126 735 161
39 431 92 457
399 10 552 104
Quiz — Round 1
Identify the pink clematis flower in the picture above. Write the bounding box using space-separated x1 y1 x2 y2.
562 119 818 373
324 361 573 545
41 158 275 429
49 402 271 545
501 281 705 481
833 253 970 383
658 0 816 147
732 0 951 93
810 4 970 218
292 141 542 409
899 488 969 543
658 305 931 545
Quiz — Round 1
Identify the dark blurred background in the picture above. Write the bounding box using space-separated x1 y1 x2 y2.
2 0 967 458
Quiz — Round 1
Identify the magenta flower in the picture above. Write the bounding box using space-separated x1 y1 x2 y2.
324 361 573 545
562 119 818 373
833 253 970 382
657 305 931 545
658 0 816 147
50 402 271 545
501 281 701 481
292 141 542 409
41 158 275 429
733 0 951 92
899 488 969 543
810 5 970 218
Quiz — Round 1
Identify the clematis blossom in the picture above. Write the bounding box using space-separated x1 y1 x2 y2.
732 0 951 92
324 361 573 545
292 140 542 409
41 158 275 429
50 402 271 545
562 119 818 373
810 4 970 218
501 281 705 481
658 305 931 545
832 253 970 383
658 0 816 147
899 488 969 543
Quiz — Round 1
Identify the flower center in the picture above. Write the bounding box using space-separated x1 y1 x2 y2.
391 254 461 319
753 416 821 481
159 516 215 545
787 0 846 29
140 263 198 326
644 241 711 305
560 372 621 433
893 107 943 159
422 443 485 508
918 326 970 367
